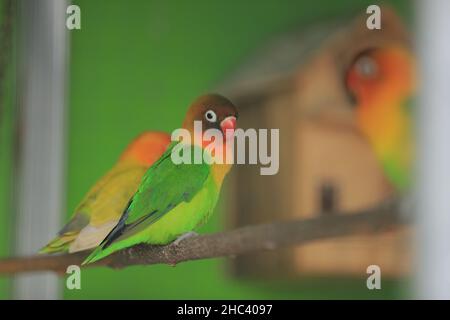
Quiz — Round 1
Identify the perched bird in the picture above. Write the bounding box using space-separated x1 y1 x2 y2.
346 46 416 191
40 132 171 253
83 94 238 264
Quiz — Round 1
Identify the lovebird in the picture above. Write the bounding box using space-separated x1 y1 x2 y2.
40 132 171 253
346 45 417 191
83 94 238 264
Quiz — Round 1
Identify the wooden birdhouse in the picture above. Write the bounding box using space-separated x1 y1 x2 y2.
219 6 413 278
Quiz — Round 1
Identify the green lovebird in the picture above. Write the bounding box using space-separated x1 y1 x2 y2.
83 94 238 264
40 131 171 253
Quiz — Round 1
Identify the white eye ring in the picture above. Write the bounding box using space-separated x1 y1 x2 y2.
355 56 378 78
205 110 217 123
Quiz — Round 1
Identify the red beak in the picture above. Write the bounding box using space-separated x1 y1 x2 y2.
220 116 236 133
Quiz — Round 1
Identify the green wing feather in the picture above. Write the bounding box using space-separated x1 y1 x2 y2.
83 142 211 264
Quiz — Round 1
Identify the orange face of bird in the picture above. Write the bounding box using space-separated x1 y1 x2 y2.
345 45 417 190
182 94 238 147
347 46 416 107
120 131 171 166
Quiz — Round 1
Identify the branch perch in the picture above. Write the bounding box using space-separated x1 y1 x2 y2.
0 199 407 275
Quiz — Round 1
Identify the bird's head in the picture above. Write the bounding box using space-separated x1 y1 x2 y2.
182 93 238 145
346 46 415 109
345 45 417 190
120 131 171 166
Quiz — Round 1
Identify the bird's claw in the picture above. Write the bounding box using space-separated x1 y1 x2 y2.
173 231 198 246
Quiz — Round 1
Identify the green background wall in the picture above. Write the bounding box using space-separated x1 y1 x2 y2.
0 0 15 299
0 0 410 299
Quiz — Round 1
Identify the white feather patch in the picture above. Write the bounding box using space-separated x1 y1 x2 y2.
69 220 119 253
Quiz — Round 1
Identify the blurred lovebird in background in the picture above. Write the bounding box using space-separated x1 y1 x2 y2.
40 132 171 254
346 46 416 192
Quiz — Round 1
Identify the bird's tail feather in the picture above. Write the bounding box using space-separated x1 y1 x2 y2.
81 237 129 265
39 233 77 254
82 220 125 265
82 203 134 265
82 245 105 265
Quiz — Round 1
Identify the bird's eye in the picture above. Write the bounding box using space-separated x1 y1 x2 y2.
354 55 378 79
205 110 217 123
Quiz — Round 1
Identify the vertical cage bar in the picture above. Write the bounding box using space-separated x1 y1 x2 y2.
13 0 69 299
416 0 450 299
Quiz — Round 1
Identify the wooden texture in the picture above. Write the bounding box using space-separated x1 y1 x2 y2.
0 199 404 275
223 6 413 278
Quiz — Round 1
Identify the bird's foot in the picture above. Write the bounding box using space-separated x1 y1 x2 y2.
173 231 198 246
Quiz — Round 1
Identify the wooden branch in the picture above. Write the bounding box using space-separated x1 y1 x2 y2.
0 199 406 275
